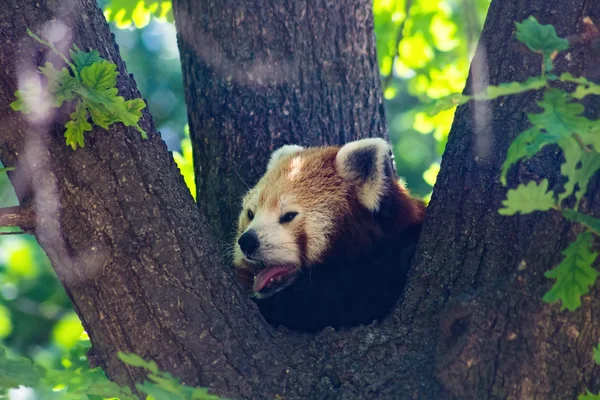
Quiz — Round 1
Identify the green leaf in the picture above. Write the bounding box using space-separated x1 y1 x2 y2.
65 101 92 150
472 76 547 101
499 179 555 215
580 391 600 400
528 88 595 139
561 210 600 236
425 93 470 116
69 45 102 70
10 79 45 113
543 232 599 311
80 60 119 90
558 137 600 205
39 62 80 106
0 166 15 174
118 352 159 374
594 342 600 365
559 73 600 99
73 83 147 137
515 16 569 72
10 92 25 112
500 127 546 185
12 29 148 148
0 345 45 389
104 0 174 29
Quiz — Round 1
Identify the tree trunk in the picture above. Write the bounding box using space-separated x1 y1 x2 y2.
1 0 600 399
422 1 600 398
173 0 387 243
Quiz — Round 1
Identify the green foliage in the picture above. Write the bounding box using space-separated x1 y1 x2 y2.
118 352 223 399
515 16 569 72
104 0 174 29
581 392 600 400
593 342 600 365
0 340 223 399
427 76 548 116
173 126 196 200
543 232 599 311
429 16 600 313
499 180 555 215
0 340 138 399
372 0 491 196
0 346 44 391
11 29 147 150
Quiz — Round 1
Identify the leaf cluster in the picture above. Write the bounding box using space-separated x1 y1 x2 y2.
118 352 223 399
492 19 600 315
427 18 600 397
11 29 147 150
0 341 223 400
104 0 174 29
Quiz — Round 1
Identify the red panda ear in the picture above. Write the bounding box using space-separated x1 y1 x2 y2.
335 138 393 212
266 145 305 172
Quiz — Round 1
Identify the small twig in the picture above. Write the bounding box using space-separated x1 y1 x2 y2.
0 230 29 235
382 0 414 90
0 205 36 231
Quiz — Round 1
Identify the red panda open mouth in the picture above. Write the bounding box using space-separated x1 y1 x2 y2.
253 266 298 296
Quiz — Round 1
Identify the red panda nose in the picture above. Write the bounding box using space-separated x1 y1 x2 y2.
238 229 260 257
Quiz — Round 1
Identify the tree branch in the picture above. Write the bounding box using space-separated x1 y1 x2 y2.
382 0 414 90
0 205 35 230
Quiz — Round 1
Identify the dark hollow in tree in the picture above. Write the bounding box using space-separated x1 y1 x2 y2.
0 0 598 398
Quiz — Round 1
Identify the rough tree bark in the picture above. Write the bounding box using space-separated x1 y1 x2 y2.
0 0 599 400
173 0 387 243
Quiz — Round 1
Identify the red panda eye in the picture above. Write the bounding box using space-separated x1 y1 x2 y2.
279 211 298 224
247 210 254 220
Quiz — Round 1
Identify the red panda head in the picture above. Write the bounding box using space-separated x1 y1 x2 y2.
233 138 423 299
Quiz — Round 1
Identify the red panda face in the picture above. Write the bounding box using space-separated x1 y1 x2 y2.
234 138 411 299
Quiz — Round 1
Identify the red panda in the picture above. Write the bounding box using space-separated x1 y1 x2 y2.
233 138 425 333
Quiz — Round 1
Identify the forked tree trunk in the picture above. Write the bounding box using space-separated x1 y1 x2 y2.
0 0 599 399
173 0 387 243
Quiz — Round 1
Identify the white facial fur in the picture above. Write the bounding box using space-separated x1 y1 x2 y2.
234 189 306 269
266 145 305 172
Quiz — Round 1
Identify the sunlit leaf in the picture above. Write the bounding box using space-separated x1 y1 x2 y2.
173 127 196 200
104 0 174 29
400 32 434 69
472 76 547 101
558 73 600 99
0 305 12 339
80 60 119 90
6 237 38 278
64 100 92 150
423 162 440 187
52 312 84 351
499 179 555 215
543 232 598 311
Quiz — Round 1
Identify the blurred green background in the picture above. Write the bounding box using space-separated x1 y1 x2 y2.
0 0 489 382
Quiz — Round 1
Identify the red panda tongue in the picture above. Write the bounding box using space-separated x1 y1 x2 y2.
253 266 294 293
